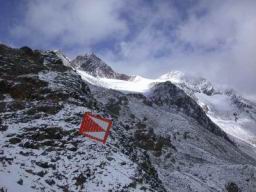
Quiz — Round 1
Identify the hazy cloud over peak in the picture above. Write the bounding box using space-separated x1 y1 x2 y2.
1 0 256 96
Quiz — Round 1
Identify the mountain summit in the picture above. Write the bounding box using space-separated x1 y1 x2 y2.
159 71 216 96
71 53 130 80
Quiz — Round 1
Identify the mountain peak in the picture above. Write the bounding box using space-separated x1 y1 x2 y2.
82 52 101 62
71 53 130 80
159 70 185 83
160 71 216 96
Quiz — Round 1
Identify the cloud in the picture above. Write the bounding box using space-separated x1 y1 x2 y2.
12 0 127 48
100 0 256 95
175 0 256 94
8 0 256 95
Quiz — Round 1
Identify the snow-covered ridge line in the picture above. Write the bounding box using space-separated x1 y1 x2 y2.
77 70 190 93
78 68 256 156
78 69 217 95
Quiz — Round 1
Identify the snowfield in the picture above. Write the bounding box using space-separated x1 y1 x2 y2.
77 70 157 93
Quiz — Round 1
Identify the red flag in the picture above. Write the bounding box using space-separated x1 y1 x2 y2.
79 112 112 144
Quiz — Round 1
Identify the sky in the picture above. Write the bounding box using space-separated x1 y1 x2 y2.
0 0 256 96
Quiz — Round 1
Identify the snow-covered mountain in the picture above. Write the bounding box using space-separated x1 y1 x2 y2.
159 71 217 96
75 57 256 155
1 45 256 192
158 71 256 155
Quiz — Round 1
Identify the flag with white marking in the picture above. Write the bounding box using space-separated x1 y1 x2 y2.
79 112 112 144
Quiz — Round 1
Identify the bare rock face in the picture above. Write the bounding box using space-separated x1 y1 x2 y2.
225 182 240 192
71 53 130 80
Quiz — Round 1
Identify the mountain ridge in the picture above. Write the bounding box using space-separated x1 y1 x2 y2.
1 44 256 192
73 52 256 151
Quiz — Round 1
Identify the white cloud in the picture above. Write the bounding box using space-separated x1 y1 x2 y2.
101 0 256 95
175 0 256 94
12 0 127 48
9 0 256 95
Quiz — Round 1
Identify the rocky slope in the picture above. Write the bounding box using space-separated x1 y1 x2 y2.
1 44 256 192
0 45 163 191
89 82 256 192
